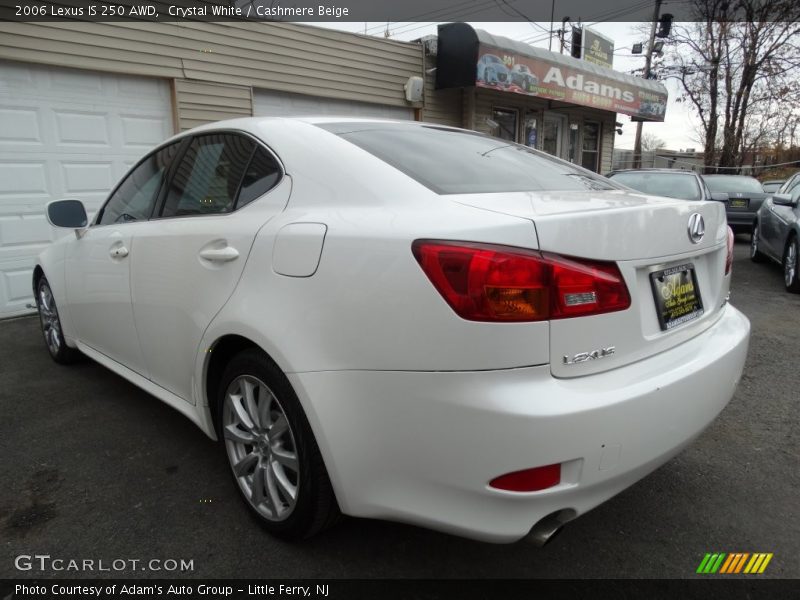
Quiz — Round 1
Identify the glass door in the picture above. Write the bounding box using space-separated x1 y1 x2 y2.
542 113 566 158
581 121 601 172
524 112 538 148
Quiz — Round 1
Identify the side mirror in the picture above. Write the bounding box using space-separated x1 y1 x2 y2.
709 192 729 202
46 200 88 230
773 194 797 207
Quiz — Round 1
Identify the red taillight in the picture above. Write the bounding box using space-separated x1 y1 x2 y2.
489 464 561 492
725 226 734 275
412 240 630 322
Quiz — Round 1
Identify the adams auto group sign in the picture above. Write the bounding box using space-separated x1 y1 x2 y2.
476 45 667 121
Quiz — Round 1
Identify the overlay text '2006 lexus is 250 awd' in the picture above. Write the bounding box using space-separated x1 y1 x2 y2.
35 118 750 544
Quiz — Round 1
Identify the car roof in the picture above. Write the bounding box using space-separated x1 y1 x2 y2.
703 174 757 178
608 169 698 175
150 116 449 157
179 115 454 136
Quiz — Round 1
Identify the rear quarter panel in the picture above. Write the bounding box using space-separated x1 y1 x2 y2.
200 119 550 374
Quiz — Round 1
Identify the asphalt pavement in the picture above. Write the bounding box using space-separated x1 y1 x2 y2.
1 237 798 579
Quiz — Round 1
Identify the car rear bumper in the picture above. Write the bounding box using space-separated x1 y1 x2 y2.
726 211 756 228
289 304 750 543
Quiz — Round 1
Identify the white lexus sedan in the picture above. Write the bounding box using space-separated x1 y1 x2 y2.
35 118 750 544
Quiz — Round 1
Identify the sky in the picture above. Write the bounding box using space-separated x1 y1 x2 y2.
308 21 700 151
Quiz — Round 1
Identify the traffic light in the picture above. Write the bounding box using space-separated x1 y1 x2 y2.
570 26 582 59
656 13 673 38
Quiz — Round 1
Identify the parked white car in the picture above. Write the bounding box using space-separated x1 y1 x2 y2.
36 118 750 544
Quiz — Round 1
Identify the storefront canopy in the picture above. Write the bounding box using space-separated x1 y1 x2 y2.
435 23 668 122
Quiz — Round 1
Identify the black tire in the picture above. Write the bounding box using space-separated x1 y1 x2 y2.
217 348 340 540
783 236 800 293
750 223 767 263
36 276 83 364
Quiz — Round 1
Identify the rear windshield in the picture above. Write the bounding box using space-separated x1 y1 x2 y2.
608 171 702 200
704 175 763 194
318 122 621 195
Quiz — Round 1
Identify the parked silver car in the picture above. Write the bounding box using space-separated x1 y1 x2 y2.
751 172 800 292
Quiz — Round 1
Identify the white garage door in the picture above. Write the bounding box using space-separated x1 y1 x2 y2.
0 61 173 317
254 89 412 120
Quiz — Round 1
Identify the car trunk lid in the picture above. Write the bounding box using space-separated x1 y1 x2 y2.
450 190 731 377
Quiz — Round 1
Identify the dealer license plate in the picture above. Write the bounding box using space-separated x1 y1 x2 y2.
730 198 748 208
650 263 704 331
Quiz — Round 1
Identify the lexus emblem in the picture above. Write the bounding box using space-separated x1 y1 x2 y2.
688 213 705 244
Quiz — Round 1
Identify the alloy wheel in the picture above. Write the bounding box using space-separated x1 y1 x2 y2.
785 241 797 287
750 227 759 259
222 375 300 521
38 281 62 356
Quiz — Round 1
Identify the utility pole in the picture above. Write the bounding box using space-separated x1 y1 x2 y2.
559 17 571 54
633 0 662 169
549 0 555 51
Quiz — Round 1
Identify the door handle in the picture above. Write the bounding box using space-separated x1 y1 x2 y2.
110 246 129 259
199 246 239 263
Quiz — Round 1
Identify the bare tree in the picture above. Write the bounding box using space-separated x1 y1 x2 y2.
641 133 667 152
664 0 800 171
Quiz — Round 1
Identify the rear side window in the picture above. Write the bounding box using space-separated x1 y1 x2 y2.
608 172 702 200
236 147 282 208
161 134 254 217
318 122 619 194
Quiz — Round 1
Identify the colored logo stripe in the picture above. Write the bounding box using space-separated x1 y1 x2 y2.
697 552 773 574
697 553 726 573
745 553 773 574
720 553 748 573
719 553 737 573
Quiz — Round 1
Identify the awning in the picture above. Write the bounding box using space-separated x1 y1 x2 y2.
435 23 668 122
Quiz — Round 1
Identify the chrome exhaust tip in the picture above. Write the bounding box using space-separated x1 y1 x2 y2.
525 509 575 547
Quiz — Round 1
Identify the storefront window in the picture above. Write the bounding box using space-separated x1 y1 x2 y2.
581 122 601 172
491 107 518 142
524 113 538 148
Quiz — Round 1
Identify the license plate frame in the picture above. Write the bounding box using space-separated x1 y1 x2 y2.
649 263 704 331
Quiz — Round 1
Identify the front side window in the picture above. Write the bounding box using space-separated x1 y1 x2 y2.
97 142 180 225
781 175 800 195
161 134 255 218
